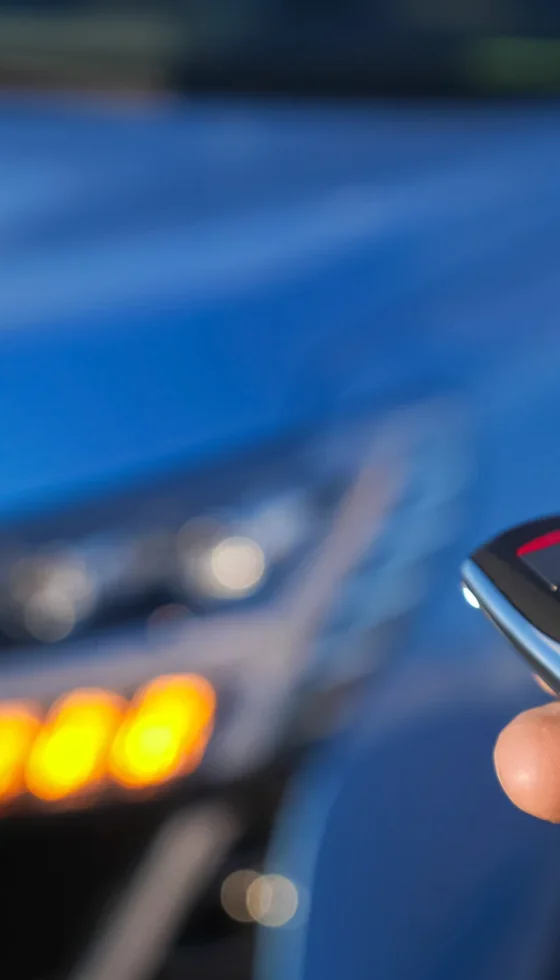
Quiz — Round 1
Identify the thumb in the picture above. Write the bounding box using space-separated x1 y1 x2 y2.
494 702 560 822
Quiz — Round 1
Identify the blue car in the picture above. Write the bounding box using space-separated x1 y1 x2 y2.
2 4 560 980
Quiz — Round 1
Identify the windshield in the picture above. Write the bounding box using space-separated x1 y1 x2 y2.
2 1 560 97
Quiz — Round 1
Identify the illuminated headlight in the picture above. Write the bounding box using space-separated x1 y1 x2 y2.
178 527 267 600
7 554 99 642
0 434 348 646
176 492 310 601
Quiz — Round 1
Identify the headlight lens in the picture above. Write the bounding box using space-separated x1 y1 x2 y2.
0 430 353 647
8 553 99 642
178 527 268 600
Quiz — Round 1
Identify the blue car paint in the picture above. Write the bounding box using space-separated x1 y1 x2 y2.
2 97 560 514
3 95 560 979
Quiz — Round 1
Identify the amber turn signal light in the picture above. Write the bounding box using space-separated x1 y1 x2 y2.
109 674 216 790
0 703 41 802
25 689 125 802
0 673 216 809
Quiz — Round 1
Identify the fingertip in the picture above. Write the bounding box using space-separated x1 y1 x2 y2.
494 703 560 823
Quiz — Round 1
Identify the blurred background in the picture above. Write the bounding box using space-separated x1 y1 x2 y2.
2 0 560 95
2 3 560 980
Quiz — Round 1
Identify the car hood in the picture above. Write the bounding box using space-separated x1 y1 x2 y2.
2 95 560 516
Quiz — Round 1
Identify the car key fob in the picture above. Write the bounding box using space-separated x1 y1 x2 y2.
461 518 560 695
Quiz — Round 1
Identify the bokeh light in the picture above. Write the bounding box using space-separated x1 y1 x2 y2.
109 674 216 789
209 536 266 597
220 869 261 923
246 874 300 927
0 703 42 802
25 689 124 802
11 555 97 642
179 521 268 601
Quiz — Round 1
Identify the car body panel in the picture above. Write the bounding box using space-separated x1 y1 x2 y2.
2 97 560 516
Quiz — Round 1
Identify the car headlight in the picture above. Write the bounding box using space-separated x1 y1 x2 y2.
0 429 349 647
